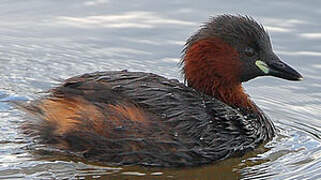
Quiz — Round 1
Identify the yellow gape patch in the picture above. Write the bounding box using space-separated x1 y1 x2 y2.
255 60 270 74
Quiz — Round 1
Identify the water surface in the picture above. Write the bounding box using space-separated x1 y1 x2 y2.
0 0 320 179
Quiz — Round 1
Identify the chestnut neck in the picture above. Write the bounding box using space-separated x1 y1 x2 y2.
183 38 255 111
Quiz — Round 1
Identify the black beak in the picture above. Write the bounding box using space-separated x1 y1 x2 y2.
256 54 303 81
267 60 303 81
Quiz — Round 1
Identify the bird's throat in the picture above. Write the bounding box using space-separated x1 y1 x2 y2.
209 83 255 110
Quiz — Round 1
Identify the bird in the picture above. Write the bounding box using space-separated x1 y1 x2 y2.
19 15 303 167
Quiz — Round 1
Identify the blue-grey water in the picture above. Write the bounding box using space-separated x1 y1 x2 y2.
0 0 320 179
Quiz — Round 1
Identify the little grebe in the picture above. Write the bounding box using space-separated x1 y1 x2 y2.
21 15 302 167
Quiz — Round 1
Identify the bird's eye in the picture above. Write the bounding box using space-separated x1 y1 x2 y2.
244 47 255 57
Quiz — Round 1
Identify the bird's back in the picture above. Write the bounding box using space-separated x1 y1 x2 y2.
21 70 272 166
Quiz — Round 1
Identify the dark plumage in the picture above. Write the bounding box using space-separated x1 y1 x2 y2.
19 15 302 167
184 15 270 51
22 71 273 166
183 15 272 83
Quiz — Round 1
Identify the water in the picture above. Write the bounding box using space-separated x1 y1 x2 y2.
0 0 320 179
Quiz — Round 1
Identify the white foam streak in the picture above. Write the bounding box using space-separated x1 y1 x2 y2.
55 11 196 29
